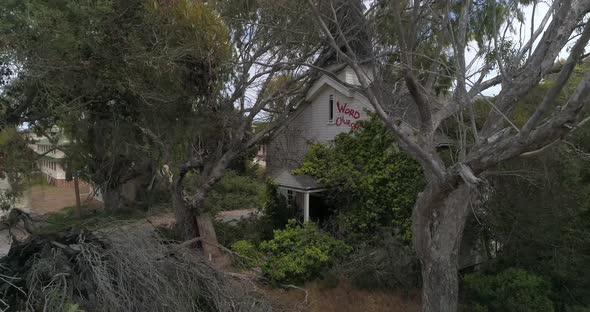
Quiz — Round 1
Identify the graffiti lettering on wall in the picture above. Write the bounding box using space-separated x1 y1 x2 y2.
335 101 361 131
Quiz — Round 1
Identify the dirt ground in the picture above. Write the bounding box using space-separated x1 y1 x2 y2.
20 183 102 215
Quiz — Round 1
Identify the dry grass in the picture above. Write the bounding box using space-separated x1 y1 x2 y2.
1 227 271 312
262 280 421 312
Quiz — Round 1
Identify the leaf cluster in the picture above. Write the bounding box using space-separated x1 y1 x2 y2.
259 219 351 284
295 117 424 243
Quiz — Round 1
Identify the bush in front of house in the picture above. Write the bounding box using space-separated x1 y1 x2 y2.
259 219 351 284
230 240 262 268
294 117 424 244
463 268 555 312
330 231 421 291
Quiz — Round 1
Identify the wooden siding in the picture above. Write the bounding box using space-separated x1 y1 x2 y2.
267 79 374 173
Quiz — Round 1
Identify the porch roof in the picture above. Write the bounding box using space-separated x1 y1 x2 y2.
270 168 324 192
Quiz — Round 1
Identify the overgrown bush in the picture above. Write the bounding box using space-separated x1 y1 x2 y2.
295 117 423 243
205 170 264 212
259 179 297 231
463 268 555 312
214 180 299 249
230 240 262 268
214 215 269 248
259 219 351 284
332 232 420 290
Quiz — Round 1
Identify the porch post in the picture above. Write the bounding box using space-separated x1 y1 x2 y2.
303 191 310 222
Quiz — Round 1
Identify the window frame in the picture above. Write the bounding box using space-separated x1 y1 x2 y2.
328 94 335 123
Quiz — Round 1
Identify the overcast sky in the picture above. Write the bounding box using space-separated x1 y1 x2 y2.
466 2 582 96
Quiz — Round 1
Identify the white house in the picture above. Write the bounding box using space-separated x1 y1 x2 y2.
267 64 375 222
25 128 73 188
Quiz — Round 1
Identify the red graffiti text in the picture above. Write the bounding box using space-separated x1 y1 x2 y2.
335 101 361 131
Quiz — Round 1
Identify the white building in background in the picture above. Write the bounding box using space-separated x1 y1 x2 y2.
266 64 374 222
25 127 74 188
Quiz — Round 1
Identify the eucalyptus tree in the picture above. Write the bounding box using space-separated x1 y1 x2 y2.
160 0 327 262
0 0 325 261
308 0 590 311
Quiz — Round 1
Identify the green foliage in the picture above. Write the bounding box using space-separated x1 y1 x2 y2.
230 240 262 268
214 217 268 248
463 268 555 312
0 0 231 202
0 128 36 203
204 170 264 213
214 180 296 249
483 128 590 309
259 220 351 284
259 179 297 232
334 232 420 291
295 117 423 243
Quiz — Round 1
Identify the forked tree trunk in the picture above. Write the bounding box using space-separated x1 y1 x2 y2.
173 182 229 266
173 188 199 240
412 183 475 312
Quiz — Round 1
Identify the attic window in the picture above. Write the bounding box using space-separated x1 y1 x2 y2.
328 94 334 123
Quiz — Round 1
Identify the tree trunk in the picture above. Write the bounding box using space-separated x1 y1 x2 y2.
73 174 81 220
196 214 229 266
412 183 475 312
102 187 121 211
173 182 229 266
173 187 199 241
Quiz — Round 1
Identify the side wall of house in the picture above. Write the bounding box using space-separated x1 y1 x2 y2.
267 84 373 172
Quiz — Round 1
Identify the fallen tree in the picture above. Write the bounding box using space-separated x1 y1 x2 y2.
0 228 271 312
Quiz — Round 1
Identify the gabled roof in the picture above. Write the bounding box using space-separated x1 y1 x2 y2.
306 75 354 101
305 74 371 105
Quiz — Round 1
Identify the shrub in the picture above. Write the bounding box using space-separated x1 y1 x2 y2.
463 268 555 312
567 306 590 312
205 170 264 212
259 179 297 232
332 232 420 290
230 240 262 268
295 117 423 243
214 215 271 247
259 219 351 284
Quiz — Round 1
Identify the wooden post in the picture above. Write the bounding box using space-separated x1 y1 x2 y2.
74 172 81 220
303 192 310 223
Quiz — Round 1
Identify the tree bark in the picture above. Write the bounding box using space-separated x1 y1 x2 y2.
73 174 81 220
173 179 229 266
173 186 199 241
196 213 229 266
413 183 475 312
102 187 121 211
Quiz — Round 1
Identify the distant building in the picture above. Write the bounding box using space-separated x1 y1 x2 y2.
25 127 75 188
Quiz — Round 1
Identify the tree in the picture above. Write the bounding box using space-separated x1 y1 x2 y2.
480 65 590 309
154 0 328 262
0 127 35 208
0 0 226 211
0 0 325 262
307 0 590 311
